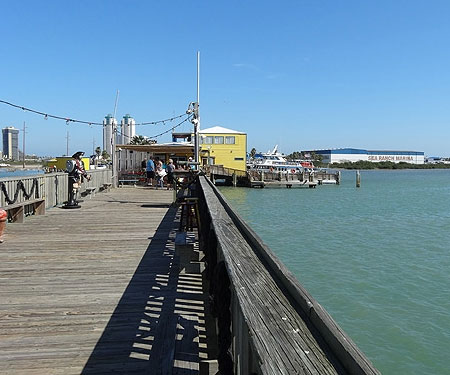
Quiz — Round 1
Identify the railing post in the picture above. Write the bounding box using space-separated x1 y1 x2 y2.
213 261 233 374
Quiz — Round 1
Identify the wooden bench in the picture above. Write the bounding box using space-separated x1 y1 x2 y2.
118 179 139 187
1 198 46 223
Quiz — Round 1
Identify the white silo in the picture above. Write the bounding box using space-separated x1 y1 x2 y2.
103 114 117 156
121 114 136 144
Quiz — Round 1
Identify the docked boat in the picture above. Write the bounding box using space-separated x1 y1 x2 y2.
247 145 312 173
247 146 340 187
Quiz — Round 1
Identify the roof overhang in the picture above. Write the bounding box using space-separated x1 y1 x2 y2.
116 144 194 154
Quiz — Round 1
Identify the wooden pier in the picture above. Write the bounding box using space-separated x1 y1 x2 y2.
0 187 215 374
0 175 379 375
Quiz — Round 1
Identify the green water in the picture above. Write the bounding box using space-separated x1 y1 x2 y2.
219 169 450 375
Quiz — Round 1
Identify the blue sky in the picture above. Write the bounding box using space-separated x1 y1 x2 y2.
1 1 449 157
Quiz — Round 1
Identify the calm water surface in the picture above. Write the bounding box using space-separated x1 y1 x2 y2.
0 169 43 178
219 169 450 375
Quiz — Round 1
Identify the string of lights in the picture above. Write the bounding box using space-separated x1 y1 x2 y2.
113 115 192 141
148 116 192 140
135 113 187 126
0 99 188 127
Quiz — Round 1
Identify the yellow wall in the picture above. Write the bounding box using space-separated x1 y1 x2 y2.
200 133 247 171
47 157 90 171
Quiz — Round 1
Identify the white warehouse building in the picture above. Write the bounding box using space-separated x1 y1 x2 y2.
307 148 425 164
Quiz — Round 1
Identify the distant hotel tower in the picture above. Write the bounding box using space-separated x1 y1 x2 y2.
120 114 135 145
2 126 19 160
102 114 117 156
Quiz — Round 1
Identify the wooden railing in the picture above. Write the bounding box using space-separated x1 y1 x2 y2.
0 169 112 216
203 164 247 178
197 175 379 374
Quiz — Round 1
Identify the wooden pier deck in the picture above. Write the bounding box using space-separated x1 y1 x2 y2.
0 187 214 374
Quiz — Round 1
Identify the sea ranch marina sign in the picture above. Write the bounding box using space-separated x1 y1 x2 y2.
306 148 425 164
368 155 414 162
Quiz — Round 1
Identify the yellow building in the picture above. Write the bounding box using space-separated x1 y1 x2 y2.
46 157 91 171
199 126 247 171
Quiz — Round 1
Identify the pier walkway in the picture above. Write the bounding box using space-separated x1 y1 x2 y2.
0 187 214 374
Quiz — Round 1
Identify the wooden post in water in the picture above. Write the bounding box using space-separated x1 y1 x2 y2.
261 171 264 182
356 170 361 188
232 172 237 187
336 171 341 185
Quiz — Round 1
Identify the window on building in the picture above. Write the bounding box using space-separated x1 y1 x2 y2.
202 136 213 144
225 136 235 144
214 136 224 144
234 157 244 160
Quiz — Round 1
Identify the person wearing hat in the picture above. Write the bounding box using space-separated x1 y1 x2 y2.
65 151 91 207
71 151 91 184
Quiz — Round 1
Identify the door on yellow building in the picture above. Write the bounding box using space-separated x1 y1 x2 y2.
201 157 215 166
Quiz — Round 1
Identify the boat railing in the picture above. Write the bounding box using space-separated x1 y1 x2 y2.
248 169 340 184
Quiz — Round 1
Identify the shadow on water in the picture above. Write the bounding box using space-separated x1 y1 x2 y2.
82 207 214 374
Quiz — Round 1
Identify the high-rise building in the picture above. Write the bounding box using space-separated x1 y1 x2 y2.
120 114 135 144
102 114 117 156
2 126 19 160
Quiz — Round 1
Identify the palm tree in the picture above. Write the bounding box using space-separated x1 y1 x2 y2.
101 150 110 160
130 135 153 145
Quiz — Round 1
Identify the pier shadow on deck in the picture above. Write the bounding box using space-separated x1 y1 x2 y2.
82 206 216 374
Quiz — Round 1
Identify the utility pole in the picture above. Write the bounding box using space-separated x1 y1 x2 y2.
192 51 200 168
66 131 70 156
112 90 120 188
22 122 26 168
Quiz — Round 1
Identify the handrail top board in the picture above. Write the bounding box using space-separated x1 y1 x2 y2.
200 177 342 374
199 176 380 375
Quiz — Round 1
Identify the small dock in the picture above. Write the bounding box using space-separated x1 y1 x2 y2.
0 187 215 374
250 180 317 188
248 170 339 188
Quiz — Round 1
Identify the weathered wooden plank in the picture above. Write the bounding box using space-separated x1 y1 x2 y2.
200 176 380 375
0 187 213 374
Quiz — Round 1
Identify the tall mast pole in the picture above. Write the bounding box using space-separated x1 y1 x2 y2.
111 90 120 188
22 122 26 168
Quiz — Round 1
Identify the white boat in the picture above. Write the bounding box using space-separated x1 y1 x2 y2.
247 145 313 173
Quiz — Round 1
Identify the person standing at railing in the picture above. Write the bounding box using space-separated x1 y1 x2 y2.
166 159 175 190
155 158 165 189
146 156 155 187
